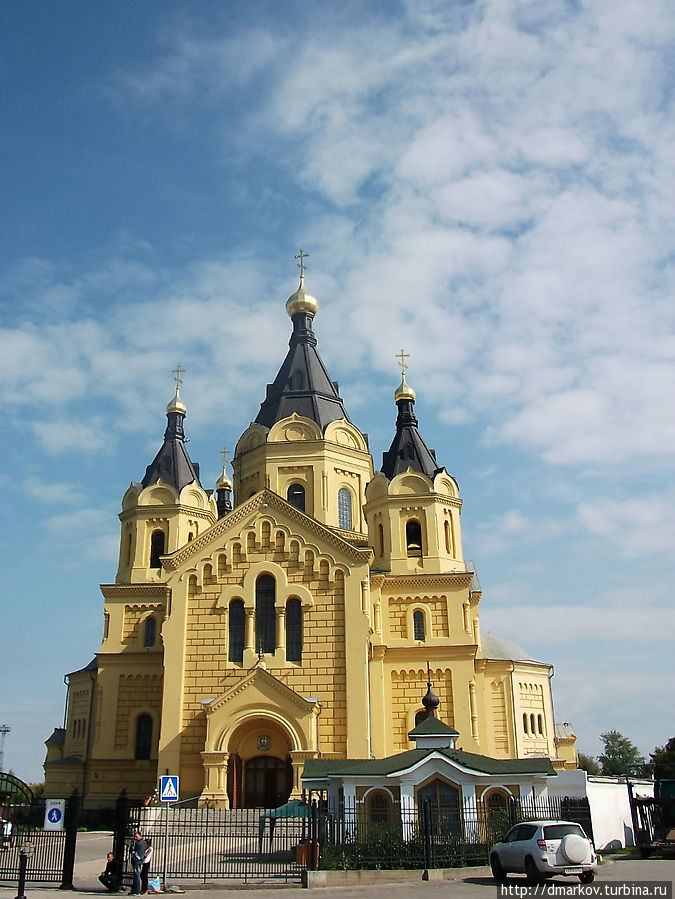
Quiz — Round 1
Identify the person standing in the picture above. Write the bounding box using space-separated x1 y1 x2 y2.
2 819 12 850
129 832 146 895
140 839 153 894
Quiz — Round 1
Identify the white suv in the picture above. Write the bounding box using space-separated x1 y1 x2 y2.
490 820 598 884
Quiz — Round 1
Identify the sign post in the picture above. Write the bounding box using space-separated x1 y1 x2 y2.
159 776 179 890
43 799 65 831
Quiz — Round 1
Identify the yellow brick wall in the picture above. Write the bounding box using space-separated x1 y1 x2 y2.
179 540 348 763
115 674 163 751
390 667 454 750
387 594 449 639
491 679 509 755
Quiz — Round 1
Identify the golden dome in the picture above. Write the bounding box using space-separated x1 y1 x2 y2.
216 470 232 490
166 389 186 415
286 277 319 318
395 377 416 402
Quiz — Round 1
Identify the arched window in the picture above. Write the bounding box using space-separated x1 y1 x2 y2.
414 709 427 727
255 575 276 654
228 600 245 663
485 789 510 829
338 488 352 530
378 523 384 557
444 520 451 553
135 714 153 760
144 616 156 648
413 610 426 641
417 779 460 835
368 791 391 826
150 530 165 568
286 598 302 662
406 520 423 557
537 714 544 736
530 713 536 735
287 483 305 512
523 713 529 734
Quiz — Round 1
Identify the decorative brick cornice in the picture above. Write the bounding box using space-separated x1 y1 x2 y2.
119 504 216 524
162 489 372 571
378 571 474 590
100 584 171 603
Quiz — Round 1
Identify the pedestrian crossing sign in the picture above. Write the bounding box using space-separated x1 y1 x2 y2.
159 775 179 802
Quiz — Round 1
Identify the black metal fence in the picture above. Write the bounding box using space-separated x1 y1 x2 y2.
320 794 592 871
0 798 70 883
132 805 309 883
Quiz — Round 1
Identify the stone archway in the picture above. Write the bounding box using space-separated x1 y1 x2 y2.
199 666 320 808
227 716 293 808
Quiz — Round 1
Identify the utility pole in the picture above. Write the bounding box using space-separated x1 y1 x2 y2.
0 724 10 771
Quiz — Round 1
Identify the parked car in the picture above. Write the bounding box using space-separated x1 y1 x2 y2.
490 820 597 884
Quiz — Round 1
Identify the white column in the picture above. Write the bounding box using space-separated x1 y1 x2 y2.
400 779 416 841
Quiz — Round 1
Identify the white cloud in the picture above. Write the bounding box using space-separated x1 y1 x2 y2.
578 491 675 558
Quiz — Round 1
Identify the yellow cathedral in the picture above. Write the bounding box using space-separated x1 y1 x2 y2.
44 259 577 807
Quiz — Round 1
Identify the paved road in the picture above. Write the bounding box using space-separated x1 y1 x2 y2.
0 832 672 899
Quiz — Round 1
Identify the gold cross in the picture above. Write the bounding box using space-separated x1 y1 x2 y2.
395 348 410 379
172 364 186 389
220 447 229 467
294 248 310 279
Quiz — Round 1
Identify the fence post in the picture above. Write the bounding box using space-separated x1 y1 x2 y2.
422 796 433 874
112 789 128 887
15 849 29 899
59 788 80 890
310 799 319 870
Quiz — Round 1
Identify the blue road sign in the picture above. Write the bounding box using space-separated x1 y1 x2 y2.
159 775 179 802
48 808 62 823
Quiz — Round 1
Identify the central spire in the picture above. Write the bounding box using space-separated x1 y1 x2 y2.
255 251 350 430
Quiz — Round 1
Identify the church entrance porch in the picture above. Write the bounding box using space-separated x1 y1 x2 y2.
244 755 291 809
224 717 294 810
198 666 320 809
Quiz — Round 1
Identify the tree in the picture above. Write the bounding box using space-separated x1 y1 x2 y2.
598 730 644 775
577 752 600 775
650 737 675 779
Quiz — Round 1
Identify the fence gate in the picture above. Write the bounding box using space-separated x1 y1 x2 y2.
0 799 68 884
132 805 308 884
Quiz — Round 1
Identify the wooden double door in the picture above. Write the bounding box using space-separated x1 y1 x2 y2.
228 753 292 808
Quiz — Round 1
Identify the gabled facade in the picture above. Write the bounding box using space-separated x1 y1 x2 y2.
44 262 576 807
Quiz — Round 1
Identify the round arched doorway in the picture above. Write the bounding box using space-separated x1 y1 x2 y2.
226 717 293 809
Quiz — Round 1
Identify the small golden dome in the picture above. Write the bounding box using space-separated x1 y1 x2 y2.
286 278 319 318
166 390 186 415
395 377 416 402
216 470 232 490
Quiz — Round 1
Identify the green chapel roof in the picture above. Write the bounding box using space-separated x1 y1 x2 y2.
303 748 556 779
408 717 460 738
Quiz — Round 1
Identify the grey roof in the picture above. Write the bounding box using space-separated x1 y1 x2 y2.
66 657 98 678
555 722 576 740
142 409 202 492
45 728 66 746
381 397 442 480
480 633 543 663
303 748 556 779
255 311 350 431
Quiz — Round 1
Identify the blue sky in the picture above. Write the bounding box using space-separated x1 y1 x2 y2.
1 0 674 784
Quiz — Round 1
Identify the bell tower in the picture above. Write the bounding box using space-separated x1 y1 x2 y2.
115 368 217 584
233 252 373 534
364 353 464 575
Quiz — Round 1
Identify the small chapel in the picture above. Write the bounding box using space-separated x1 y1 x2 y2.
44 255 577 807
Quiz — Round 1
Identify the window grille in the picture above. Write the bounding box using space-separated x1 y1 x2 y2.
338 487 352 530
